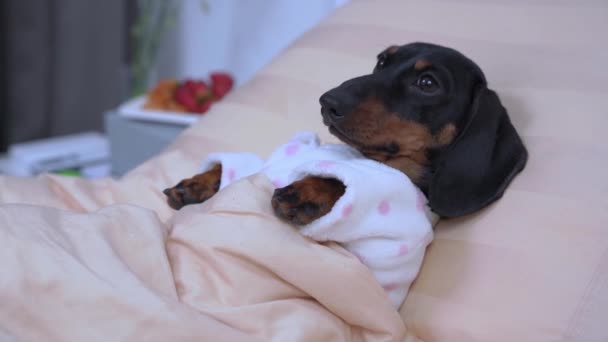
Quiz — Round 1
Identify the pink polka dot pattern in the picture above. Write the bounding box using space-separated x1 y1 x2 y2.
378 200 391 215
285 143 300 156
316 160 335 171
342 204 353 217
383 282 400 291
397 244 409 256
227 168 236 182
416 189 426 212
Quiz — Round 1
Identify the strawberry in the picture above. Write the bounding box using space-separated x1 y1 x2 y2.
184 79 197 92
185 80 210 99
210 72 234 99
173 83 198 112
195 99 213 114
174 77 222 114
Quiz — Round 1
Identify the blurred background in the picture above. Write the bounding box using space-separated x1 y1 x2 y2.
0 0 347 177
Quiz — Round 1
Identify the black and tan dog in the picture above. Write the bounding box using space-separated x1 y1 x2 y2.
164 42 528 222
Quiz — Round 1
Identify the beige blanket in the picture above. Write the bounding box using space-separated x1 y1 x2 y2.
1 174 418 342
3 0 608 340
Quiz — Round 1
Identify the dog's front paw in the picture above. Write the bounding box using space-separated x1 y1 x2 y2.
163 165 222 210
271 176 345 225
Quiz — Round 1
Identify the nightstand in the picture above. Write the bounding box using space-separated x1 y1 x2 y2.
104 112 186 176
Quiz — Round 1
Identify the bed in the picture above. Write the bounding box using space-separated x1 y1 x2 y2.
1 1 607 341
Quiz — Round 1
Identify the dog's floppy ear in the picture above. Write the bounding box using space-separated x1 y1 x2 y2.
428 87 528 218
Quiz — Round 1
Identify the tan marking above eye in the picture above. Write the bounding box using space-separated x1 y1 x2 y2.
434 123 457 146
386 45 399 54
414 59 432 71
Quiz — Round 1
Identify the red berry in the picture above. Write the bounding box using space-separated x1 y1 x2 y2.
194 99 212 114
210 72 234 99
174 83 198 112
188 80 210 98
184 79 195 90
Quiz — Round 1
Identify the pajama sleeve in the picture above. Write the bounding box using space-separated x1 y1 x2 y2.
288 157 434 308
197 132 321 191
200 152 265 190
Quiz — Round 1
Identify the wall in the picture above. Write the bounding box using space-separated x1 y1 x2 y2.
157 0 348 86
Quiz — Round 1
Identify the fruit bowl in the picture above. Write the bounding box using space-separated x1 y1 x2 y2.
117 72 234 125
117 96 200 125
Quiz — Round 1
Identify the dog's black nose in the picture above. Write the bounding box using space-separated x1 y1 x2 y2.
320 93 345 120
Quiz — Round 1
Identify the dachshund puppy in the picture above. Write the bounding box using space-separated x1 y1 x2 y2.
164 42 528 221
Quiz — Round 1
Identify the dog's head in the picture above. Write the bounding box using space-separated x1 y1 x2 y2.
320 42 527 218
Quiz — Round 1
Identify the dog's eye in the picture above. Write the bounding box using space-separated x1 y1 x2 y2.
415 74 439 93
375 54 388 70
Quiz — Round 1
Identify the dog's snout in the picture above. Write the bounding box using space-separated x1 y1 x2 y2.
320 93 345 120
320 75 373 122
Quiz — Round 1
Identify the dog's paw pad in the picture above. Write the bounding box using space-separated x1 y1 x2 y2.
270 177 345 225
163 165 222 210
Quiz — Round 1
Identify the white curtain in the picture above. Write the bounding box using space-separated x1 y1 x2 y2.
157 0 348 86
